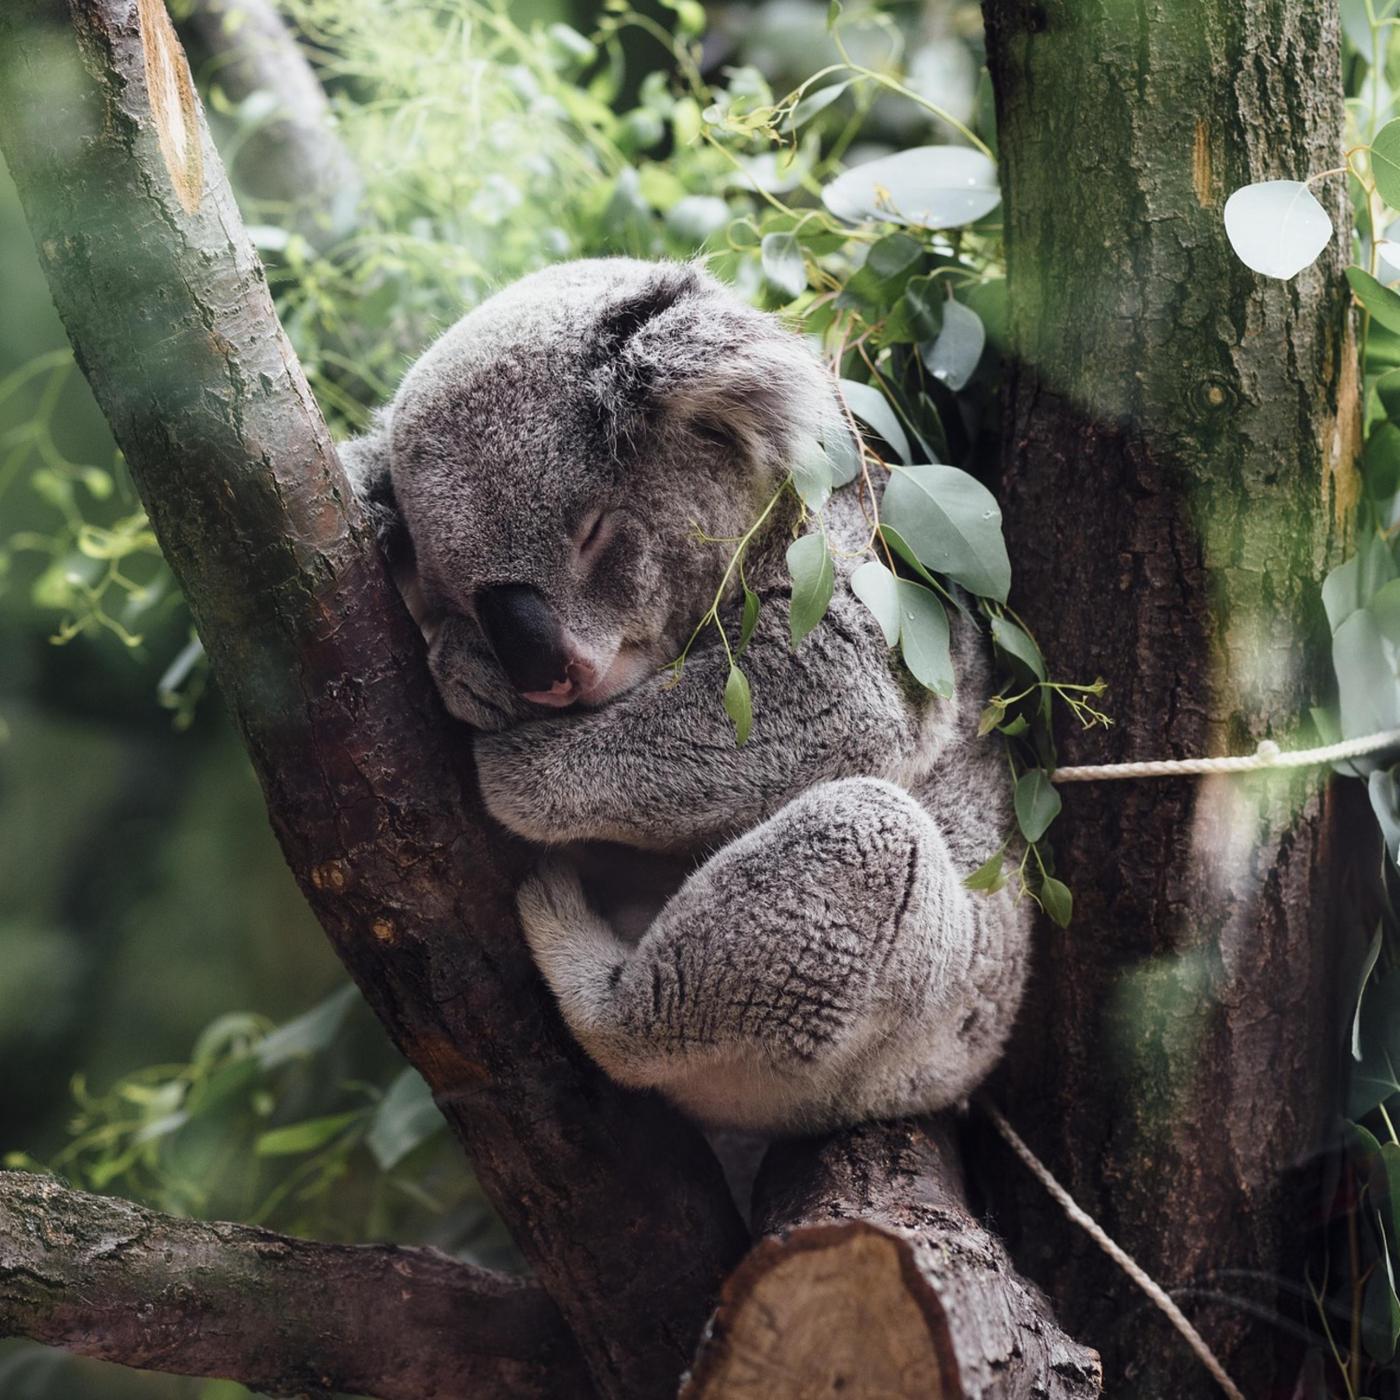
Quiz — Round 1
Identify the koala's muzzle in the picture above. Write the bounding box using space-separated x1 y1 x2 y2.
477 584 580 702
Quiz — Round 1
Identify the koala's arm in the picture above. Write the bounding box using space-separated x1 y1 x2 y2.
475 585 941 849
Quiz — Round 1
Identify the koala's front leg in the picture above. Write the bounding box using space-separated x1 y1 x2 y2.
518 776 1027 1132
476 593 928 848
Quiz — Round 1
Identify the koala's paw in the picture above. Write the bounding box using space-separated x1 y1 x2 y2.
475 729 571 843
517 856 593 963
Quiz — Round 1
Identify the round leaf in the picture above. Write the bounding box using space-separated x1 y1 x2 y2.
787 533 835 649
921 300 985 391
896 579 954 696
1014 768 1062 843
1040 876 1073 928
1375 120 1400 210
851 559 900 646
1223 180 1332 279
822 146 1001 230
881 464 1012 602
761 231 808 300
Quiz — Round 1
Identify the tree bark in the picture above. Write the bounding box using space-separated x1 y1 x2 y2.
0 1171 589 1400
684 1121 1101 1400
981 0 1354 1394
0 4 749 1395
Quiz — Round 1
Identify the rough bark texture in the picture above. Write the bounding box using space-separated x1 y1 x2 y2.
179 0 361 234
981 1 1354 1394
0 4 749 1396
0 1171 588 1400
684 1121 1102 1400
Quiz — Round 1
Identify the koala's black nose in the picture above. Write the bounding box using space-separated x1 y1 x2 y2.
476 584 572 694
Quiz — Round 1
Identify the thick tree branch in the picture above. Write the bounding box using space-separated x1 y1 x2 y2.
0 1171 588 1400
684 1120 1101 1399
179 0 361 234
0 4 747 1396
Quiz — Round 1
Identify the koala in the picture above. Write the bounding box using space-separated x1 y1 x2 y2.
343 257 1030 1134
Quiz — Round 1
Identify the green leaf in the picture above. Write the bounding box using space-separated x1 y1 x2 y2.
1372 771 1400 868
368 1069 444 1171
1357 926 1385 1060
1334 606 1400 742
822 146 1001 229
1374 577 1400 644
787 533 835 649
724 664 753 745
1375 120 1400 210
850 560 900 645
881 464 1012 602
791 440 833 510
824 424 862 486
256 984 359 1070
964 851 1006 893
1040 876 1073 928
1014 769 1062 843
1349 267 1400 336
901 275 945 342
256 1111 360 1157
922 300 986 391
895 580 954 696
1363 1225 1400 1362
991 615 1047 681
783 79 853 132
761 232 808 300
840 379 911 463
737 585 761 654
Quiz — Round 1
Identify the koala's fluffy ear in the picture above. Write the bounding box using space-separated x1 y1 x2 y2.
339 411 410 564
587 263 850 476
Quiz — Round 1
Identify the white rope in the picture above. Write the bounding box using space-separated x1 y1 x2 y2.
1051 727 1400 784
982 1102 1246 1400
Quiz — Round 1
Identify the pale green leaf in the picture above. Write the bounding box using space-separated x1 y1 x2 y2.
850 559 900 646
896 579 954 696
881 464 1012 601
1014 769 1062 843
724 664 753 745
787 533 835 649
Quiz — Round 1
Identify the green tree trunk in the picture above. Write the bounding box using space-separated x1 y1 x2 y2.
981 0 1356 1394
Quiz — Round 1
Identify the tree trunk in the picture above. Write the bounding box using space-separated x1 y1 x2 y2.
0 4 748 1395
686 1121 1101 1400
981 0 1354 1394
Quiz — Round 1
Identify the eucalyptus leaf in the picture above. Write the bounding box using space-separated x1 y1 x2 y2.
1350 267 1400 336
761 231 808 300
851 559 900 645
1375 120 1400 210
1357 925 1385 1061
922 300 986 390
256 984 359 1069
1014 769 1062 843
991 615 1047 681
784 78 853 132
791 439 834 510
881 464 1012 602
1223 181 1333 279
1374 577 1400 643
822 146 1001 229
896 579 955 696
1040 876 1073 928
738 585 761 654
368 1068 444 1171
787 533 835 649
1334 607 1400 743
840 378 911 463
1371 770 1400 867
824 423 863 486
724 664 752 745
964 851 1006 893
256 1111 360 1157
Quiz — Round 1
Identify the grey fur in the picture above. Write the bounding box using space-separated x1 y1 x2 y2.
344 257 1030 1133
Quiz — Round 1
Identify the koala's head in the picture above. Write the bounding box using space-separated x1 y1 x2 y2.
343 258 843 726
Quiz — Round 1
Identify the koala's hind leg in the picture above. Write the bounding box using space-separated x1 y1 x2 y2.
517 776 1024 1132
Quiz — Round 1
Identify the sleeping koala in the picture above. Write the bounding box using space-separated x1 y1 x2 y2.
343 257 1030 1133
